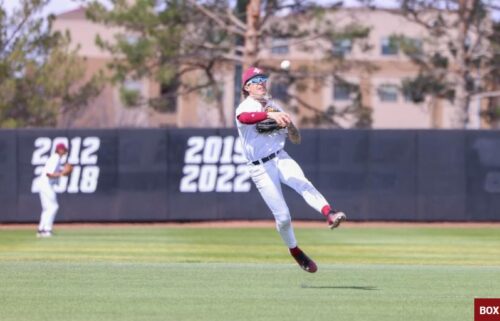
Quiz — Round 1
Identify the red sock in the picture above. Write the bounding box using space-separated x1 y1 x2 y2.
289 246 301 256
321 205 331 217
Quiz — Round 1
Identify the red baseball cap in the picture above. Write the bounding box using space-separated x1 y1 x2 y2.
55 143 68 151
242 66 268 88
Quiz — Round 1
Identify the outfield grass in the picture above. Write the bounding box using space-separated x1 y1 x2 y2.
0 225 499 321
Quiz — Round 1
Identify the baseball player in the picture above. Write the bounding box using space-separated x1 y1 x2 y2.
235 66 347 273
37 143 72 237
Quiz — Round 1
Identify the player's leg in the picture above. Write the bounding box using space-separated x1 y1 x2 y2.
45 188 59 233
249 161 317 273
277 151 346 229
38 183 51 233
38 191 47 235
38 184 58 236
249 163 296 248
277 151 328 211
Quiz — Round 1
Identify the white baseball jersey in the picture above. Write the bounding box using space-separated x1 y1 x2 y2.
235 96 287 162
42 153 64 185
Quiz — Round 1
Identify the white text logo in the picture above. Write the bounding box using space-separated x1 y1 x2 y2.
179 136 251 193
31 136 100 194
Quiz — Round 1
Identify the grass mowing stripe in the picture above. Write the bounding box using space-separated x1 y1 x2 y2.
1 227 499 265
0 262 499 321
0 226 499 321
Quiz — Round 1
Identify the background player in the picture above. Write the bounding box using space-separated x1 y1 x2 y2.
37 143 72 237
235 66 347 273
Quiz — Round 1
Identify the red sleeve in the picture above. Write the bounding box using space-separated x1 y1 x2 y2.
237 112 268 124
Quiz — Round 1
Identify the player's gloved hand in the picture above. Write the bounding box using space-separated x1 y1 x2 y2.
256 118 281 133
267 112 291 128
61 164 73 176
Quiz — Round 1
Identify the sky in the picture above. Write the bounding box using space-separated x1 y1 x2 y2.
2 0 401 16
2 0 497 19
3 0 83 15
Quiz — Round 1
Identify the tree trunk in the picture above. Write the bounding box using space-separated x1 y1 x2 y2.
243 0 260 69
430 97 443 128
453 72 470 127
453 0 475 128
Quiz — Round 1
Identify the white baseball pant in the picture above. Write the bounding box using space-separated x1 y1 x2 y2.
248 150 328 248
38 179 59 232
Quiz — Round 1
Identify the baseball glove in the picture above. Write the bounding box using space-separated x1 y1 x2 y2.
256 119 281 133
61 163 73 176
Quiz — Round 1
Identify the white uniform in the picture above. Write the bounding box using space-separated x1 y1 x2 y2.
236 96 329 248
38 153 64 233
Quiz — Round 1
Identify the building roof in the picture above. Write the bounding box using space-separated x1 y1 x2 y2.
56 7 86 20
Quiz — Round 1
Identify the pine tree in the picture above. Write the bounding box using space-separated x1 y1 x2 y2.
0 0 103 128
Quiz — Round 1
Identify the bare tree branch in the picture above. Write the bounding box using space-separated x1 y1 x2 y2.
186 0 246 37
1 12 31 53
225 8 246 30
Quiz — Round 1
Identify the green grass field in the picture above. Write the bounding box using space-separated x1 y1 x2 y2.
1 224 500 321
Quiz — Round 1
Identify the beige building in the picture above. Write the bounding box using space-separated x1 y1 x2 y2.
54 8 176 128
53 7 488 129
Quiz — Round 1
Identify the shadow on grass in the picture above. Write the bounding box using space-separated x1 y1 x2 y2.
301 284 378 290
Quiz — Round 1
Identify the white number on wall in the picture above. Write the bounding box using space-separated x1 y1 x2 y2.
179 136 251 193
31 136 101 194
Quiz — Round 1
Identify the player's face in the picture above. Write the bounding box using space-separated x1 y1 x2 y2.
245 76 268 96
56 148 68 156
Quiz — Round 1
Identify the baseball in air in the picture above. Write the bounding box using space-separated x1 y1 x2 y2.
280 60 290 70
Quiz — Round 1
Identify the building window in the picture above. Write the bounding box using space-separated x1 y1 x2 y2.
119 79 144 106
270 81 289 103
157 81 178 113
377 84 399 102
332 39 352 57
409 38 423 56
402 85 425 104
401 37 423 57
403 88 413 102
271 38 289 54
333 83 353 101
381 37 398 55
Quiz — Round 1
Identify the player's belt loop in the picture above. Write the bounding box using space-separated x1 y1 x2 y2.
251 149 281 165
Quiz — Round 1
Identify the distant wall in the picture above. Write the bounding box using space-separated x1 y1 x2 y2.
0 129 499 223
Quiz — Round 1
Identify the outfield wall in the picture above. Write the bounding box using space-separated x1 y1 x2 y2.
0 129 499 223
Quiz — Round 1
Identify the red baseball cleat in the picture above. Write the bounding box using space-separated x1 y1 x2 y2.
290 248 317 273
327 210 347 229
